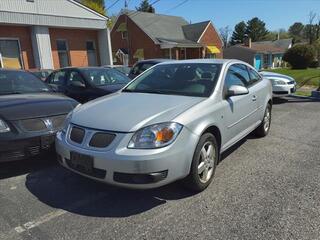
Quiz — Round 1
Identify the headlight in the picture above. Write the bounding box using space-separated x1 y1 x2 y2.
128 122 183 149
271 79 287 85
0 119 10 133
62 112 72 133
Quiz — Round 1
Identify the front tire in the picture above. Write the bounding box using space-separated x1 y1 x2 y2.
254 103 272 137
184 133 219 192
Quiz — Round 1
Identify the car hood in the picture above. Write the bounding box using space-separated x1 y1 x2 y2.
0 93 77 121
260 71 294 82
72 92 205 132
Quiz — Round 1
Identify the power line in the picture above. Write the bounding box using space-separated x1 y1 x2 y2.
165 0 189 13
107 0 122 10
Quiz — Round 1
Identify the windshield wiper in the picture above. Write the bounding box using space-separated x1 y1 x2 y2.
0 91 23 95
122 89 166 94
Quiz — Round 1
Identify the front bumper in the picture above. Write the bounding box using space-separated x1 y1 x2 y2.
0 134 55 162
272 84 296 97
56 127 199 189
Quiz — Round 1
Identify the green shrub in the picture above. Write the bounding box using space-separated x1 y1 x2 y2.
309 60 319 68
283 45 315 69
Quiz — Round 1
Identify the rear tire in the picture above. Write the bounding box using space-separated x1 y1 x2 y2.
254 103 272 137
184 133 219 192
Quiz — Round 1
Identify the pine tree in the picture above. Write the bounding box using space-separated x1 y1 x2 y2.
136 0 155 13
230 21 247 45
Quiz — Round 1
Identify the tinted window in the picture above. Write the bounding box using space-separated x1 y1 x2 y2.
124 63 222 97
132 63 154 75
50 71 66 86
81 68 130 86
248 67 262 85
68 71 85 85
225 65 247 89
0 71 50 95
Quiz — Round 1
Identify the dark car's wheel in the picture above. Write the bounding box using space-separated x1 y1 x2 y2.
254 103 272 137
185 133 219 192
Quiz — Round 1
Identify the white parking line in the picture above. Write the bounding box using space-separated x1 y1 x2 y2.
0 192 108 239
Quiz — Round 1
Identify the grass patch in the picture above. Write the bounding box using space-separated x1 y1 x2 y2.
268 68 320 87
294 90 312 97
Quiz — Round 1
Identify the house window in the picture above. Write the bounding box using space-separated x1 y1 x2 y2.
86 41 97 66
163 49 171 59
122 31 128 40
56 40 70 68
205 53 216 59
0 39 23 69
263 54 269 68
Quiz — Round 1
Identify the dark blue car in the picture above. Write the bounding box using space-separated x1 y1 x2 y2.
46 67 131 103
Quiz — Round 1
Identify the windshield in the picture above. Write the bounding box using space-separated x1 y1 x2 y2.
0 71 50 95
124 63 222 97
81 68 130 86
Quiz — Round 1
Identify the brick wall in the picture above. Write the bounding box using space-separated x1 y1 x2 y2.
111 14 163 66
49 28 100 69
199 23 223 58
0 25 35 69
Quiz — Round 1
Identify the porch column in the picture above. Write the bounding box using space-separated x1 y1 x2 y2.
31 26 54 69
98 28 113 66
175 48 179 60
169 48 172 59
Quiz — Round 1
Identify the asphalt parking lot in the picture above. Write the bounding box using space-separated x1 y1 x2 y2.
0 96 320 240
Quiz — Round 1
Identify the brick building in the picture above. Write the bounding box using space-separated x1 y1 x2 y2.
0 0 112 70
111 10 223 66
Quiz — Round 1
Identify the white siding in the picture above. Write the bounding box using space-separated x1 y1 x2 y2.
0 0 108 29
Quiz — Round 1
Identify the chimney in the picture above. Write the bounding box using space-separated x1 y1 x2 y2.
244 34 252 48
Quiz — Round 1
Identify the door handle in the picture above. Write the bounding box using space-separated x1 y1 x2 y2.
252 95 257 101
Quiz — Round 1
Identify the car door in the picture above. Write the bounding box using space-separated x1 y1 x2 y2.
220 64 258 149
247 67 265 122
65 69 89 103
47 70 67 93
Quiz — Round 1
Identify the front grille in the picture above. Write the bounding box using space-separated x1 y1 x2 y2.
70 126 85 144
21 119 46 131
65 158 106 179
20 115 67 132
113 171 168 184
89 132 116 148
28 146 41 156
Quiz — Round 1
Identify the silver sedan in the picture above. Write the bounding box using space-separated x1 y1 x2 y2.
56 59 272 192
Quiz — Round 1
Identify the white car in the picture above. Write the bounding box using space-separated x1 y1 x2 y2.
260 71 297 97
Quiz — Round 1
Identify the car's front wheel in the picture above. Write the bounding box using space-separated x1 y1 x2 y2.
185 133 218 192
254 103 272 137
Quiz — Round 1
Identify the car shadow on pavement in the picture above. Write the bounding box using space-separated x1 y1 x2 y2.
25 165 195 218
0 153 57 180
273 96 320 105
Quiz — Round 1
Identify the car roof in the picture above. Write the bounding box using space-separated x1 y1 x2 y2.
156 59 240 65
136 59 172 64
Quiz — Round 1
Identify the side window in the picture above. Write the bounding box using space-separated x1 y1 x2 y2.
225 65 248 89
248 67 262 85
50 71 66 86
67 71 85 86
131 63 141 75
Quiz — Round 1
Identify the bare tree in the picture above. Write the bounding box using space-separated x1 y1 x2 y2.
219 26 231 48
308 11 317 44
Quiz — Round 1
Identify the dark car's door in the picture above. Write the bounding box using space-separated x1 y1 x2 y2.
65 69 91 103
47 70 67 92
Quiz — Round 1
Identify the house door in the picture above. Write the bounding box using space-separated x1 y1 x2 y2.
254 55 261 70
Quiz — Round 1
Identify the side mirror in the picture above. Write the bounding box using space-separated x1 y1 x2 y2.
227 85 249 97
49 84 59 92
71 81 85 88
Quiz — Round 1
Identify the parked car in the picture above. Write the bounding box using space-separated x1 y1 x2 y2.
259 71 297 97
29 69 53 81
128 59 171 79
0 69 78 162
104 65 131 76
46 67 131 103
56 59 272 192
